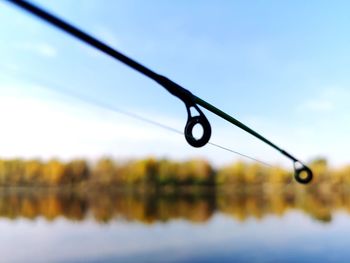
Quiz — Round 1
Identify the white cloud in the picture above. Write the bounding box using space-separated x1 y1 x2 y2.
93 26 120 48
0 85 220 163
35 43 57 57
302 99 334 112
292 87 350 166
15 42 58 58
0 94 177 159
80 26 120 58
297 87 350 113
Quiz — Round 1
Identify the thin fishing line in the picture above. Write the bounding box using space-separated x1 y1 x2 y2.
208 142 272 167
0 65 272 167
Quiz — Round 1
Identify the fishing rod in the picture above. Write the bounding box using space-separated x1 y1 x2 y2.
5 0 313 184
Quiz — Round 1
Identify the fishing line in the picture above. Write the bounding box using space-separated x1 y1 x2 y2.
4 0 312 183
0 65 272 167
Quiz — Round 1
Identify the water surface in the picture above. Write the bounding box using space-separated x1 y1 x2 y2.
0 188 349 263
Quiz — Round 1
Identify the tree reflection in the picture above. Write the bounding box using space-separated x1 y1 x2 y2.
0 186 348 224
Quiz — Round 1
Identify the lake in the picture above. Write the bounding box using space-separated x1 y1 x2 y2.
0 187 349 263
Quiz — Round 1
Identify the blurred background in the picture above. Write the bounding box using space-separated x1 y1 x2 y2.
1 1 350 263
2 0 350 166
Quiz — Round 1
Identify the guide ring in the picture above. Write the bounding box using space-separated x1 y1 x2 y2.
184 115 211 148
294 163 313 184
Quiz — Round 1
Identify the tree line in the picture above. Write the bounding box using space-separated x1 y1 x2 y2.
0 157 346 188
0 158 213 186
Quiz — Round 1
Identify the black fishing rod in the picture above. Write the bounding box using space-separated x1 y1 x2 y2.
5 0 313 184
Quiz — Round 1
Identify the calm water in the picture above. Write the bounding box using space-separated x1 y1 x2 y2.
1 188 350 263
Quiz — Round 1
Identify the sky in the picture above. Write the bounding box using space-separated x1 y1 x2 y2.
0 0 350 168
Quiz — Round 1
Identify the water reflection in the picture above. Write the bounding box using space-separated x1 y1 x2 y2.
1 184 349 223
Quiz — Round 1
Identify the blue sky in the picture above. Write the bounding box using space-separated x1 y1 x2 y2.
0 0 349 167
